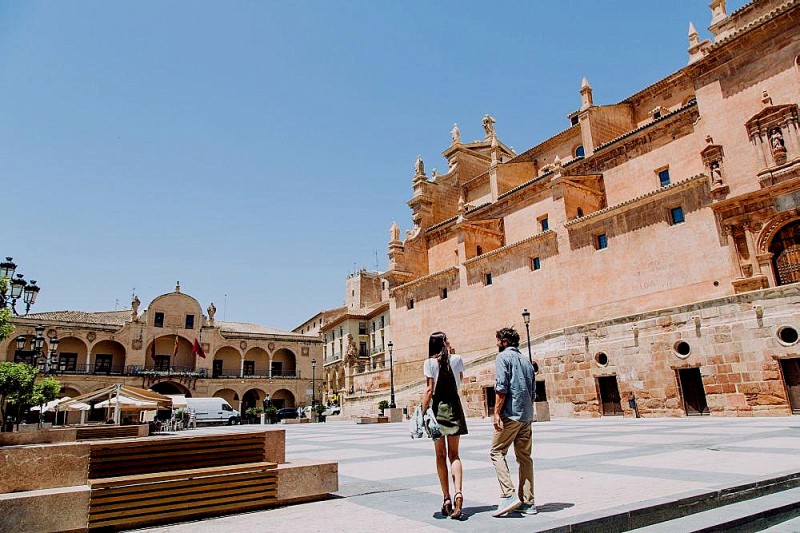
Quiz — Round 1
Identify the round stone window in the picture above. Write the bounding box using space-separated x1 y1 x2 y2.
777 325 799 346
594 352 608 367
673 341 691 359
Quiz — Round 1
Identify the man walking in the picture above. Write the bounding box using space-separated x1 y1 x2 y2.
490 327 536 517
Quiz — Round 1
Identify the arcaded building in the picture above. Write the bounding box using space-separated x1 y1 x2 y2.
2 284 322 416
363 0 800 419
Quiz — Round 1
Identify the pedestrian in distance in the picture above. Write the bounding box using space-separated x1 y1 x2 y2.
490 327 537 517
421 331 468 519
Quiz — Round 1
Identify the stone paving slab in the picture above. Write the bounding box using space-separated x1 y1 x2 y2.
131 416 800 532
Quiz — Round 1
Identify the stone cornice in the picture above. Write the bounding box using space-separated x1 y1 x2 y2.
390 266 458 296
564 173 707 230
462 230 556 268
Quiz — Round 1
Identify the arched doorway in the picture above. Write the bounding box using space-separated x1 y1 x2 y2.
771 219 800 285
148 336 195 372
272 348 296 377
90 340 126 375
243 347 269 377
271 389 295 410
212 388 239 410
213 346 241 378
150 381 192 397
241 388 266 416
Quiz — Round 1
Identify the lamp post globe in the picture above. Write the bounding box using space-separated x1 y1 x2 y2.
522 308 533 364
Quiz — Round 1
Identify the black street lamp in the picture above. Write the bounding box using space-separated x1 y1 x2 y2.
522 309 533 364
311 359 317 410
388 341 395 408
14 326 59 372
0 257 41 315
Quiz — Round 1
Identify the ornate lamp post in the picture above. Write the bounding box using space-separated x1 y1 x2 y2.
311 359 317 410
522 309 533 364
388 341 395 408
1 257 41 315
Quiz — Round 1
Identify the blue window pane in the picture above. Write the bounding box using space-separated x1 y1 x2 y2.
540 218 549 231
671 207 685 224
575 145 585 158
597 234 608 250
658 169 670 187
532 257 541 270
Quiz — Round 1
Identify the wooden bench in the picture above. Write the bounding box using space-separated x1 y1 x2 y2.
76 425 142 441
355 416 389 424
88 462 277 529
86 432 277 529
88 432 268 478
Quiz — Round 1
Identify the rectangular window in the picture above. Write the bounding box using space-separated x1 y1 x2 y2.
596 233 608 250
380 316 385 329
658 168 670 187
359 342 367 357
441 287 448 299
185 314 194 329
359 322 367 335
271 361 283 376
670 206 685 225
531 257 541 271
539 216 549 232
243 361 255 376
94 354 112 374
155 355 170 371
408 298 415 310
59 353 77 372
484 273 493 285
154 312 164 328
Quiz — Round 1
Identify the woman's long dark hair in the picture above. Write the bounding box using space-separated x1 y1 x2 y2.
428 331 450 368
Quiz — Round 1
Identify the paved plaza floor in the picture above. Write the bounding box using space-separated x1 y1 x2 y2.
133 416 800 532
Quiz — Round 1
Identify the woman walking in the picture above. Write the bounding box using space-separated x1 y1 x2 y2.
421 331 468 519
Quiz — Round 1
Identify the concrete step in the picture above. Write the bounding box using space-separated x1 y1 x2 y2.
629 487 800 532
538 472 800 533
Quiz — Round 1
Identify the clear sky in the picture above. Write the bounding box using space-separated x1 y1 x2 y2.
1 1 748 330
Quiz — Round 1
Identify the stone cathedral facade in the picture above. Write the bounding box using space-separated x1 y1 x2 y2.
368 0 800 419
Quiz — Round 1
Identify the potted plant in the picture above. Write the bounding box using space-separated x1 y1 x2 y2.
314 404 327 423
378 400 389 416
245 406 264 424
264 405 278 424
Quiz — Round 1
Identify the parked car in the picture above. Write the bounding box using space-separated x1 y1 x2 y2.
183 397 240 425
276 407 299 420
323 406 341 416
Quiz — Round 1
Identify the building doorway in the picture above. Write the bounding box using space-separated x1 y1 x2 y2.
780 358 800 414
597 376 623 416
484 387 496 417
678 368 709 416
770 219 800 285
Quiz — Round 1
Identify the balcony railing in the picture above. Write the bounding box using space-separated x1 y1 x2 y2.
48 364 126 376
25 364 302 380
369 345 385 356
211 367 300 379
128 366 205 378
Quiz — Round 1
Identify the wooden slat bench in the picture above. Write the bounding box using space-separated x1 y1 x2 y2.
88 432 267 478
76 425 142 441
88 462 277 529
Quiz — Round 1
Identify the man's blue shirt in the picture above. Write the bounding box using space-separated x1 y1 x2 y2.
494 346 535 423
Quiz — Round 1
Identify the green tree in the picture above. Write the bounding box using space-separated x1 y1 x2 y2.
0 362 37 430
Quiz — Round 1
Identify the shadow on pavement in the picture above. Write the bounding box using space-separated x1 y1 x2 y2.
536 502 575 512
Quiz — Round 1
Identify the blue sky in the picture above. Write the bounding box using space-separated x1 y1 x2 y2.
1 1 747 330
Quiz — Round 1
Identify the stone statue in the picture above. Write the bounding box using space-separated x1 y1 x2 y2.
770 129 786 152
451 123 461 144
131 295 140 321
390 221 400 242
414 155 425 176
207 302 216 324
710 161 723 186
482 114 496 138
345 333 358 364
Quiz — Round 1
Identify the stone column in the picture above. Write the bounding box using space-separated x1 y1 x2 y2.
239 356 245 378
785 121 800 158
268 356 273 378
743 222 762 275
85 350 91 372
724 225 744 278
753 134 768 168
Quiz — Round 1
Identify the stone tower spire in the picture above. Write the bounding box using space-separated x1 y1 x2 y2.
580 77 593 110
688 22 700 47
709 0 727 26
688 21 711 64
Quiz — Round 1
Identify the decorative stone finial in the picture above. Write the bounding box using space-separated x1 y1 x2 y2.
207 302 216 325
688 22 700 46
762 90 772 106
580 77 593 110
687 21 711 64
457 193 466 222
414 155 425 177
451 123 461 144
131 295 140 322
709 0 727 26
482 114 496 139
390 221 400 242
175 281 181 293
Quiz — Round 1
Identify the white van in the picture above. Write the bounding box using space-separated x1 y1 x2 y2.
184 397 240 425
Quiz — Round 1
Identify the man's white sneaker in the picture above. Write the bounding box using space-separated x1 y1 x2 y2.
492 495 522 517
518 503 537 515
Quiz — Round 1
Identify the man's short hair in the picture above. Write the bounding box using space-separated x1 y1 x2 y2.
496 327 520 348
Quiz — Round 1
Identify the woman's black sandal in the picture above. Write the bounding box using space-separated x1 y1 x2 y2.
451 492 463 519
441 496 453 516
